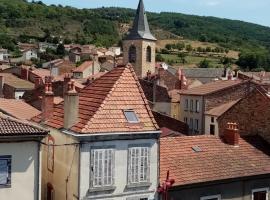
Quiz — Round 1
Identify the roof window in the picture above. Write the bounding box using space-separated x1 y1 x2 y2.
123 110 139 123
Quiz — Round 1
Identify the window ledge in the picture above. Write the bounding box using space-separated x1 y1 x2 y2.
126 182 152 188
88 185 116 193
0 184 11 188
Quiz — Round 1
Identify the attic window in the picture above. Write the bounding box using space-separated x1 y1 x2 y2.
124 110 139 123
192 146 202 153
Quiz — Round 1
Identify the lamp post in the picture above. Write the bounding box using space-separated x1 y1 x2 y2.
157 171 175 200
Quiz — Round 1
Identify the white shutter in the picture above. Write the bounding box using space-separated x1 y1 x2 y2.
0 160 8 185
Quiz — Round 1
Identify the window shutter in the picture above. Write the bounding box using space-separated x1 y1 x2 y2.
0 160 8 185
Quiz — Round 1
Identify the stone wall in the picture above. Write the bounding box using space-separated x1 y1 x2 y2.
218 89 270 143
123 40 156 78
205 82 256 111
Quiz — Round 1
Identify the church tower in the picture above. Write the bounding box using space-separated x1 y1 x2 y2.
123 0 157 78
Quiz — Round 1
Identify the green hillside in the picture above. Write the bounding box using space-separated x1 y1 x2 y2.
0 0 270 70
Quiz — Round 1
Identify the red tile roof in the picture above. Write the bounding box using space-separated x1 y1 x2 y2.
0 113 48 136
0 98 41 120
33 64 159 134
72 61 93 73
205 100 240 117
160 135 270 187
180 80 245 96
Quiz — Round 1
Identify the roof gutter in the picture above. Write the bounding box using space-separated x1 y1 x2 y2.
62 129 161 142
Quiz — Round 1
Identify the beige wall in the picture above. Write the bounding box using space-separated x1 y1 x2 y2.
180 95 204 134
41 128 79 200
153 102 171 116
171 102 180 120
205 115 219 135
0 141 40 200
123 40 156 77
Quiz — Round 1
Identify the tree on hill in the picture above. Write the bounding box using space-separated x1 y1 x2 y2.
199 59 211 68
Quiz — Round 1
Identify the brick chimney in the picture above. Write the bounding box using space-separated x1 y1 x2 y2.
64 80 79 129
224 122 240 146
34 77 42 89
42 81 54 121
63 74 71 97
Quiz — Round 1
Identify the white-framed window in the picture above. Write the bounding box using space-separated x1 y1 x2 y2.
200 194 221 200
184 99 189 111
252 188 269 200
128 146 150 185
190 100 194 112
90 148 115 188
0 156 11 186
196 100 200 113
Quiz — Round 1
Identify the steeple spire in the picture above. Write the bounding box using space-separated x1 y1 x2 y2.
126 0 157 41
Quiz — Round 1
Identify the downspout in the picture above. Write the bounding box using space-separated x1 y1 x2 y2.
37 141 42 200
78 143 81 200
202 96 206 135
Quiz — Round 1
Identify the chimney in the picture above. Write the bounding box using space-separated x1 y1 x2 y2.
224 122 240 146
63 74 71 97
42 81 54 121
35 77 42 89
0 75 4 97
64 80 79 129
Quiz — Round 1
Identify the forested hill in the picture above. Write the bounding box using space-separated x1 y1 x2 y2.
0 0 270 54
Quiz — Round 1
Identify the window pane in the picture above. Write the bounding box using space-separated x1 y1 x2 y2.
124 110 139 123
0 159 8 185
254 191 267 200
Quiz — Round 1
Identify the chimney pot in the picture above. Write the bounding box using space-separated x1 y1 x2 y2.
64 80 79 129
224 122 240 146
42 81 54 121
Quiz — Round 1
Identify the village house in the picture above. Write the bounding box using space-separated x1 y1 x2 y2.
32 64 160 200
0 113 48 200
72 60 100 79
179 80 255 135
160 124 270 200
217 86 270 144
0 73 35 99
0 48 9 61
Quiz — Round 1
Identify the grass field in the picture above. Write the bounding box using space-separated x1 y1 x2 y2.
161 54 223 68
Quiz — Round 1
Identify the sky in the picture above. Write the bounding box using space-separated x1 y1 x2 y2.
40 0 270 27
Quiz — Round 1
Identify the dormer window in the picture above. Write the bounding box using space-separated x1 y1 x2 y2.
124 110 139 123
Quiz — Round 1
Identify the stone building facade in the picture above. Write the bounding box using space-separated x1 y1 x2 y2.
123 0 157 78
218 88 270 143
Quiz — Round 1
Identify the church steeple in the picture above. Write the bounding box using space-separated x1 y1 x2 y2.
126 0 157 41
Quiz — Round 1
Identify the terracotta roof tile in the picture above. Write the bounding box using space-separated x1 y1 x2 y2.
0 73 34 89
205 100 240 116
34 64 159 134
0 113 48 136
160 135 270 187
180 80 245 96
73 61 93 73
0 98 41 120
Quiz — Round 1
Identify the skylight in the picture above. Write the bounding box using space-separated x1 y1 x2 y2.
123 110 139 123
192 146 202 153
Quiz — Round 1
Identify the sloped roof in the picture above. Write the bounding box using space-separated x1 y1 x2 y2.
152 111 188 137
180 80 245 96
205 100 240 117
0 73 34 89
125 0 156 41
33 64 159 134
73 61 93 73
160 135 270 187
0 98 41 120
0 113 48 136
